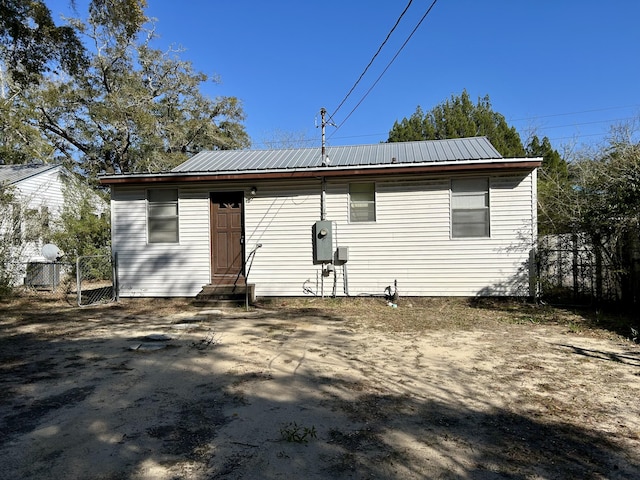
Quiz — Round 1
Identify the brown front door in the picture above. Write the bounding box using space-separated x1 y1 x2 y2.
210 192 244 285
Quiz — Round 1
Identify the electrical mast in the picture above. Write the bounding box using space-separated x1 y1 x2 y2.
320 107 328 166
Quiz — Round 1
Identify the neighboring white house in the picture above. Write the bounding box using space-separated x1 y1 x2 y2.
0 163 67 258
100 137 541 299
0 163 68 285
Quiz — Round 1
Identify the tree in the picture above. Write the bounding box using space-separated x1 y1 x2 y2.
527 135 566 178
538 123 640 304
260 128 312 149
0 183 18 294
14 0 249 181
0 181 54 295
0 0 87 86
387 90 525 157
574 139 640 303
527 135 569 235
52 176 110 260
0 70 58 165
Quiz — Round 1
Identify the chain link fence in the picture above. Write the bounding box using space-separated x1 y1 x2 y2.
76 254 115 306
23 261 66 291
9 261 73 295
7 255 116 306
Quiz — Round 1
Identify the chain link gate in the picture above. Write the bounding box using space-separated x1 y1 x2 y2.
76 254 116 306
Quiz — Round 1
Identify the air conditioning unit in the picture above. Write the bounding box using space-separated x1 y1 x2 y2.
25 262 59 288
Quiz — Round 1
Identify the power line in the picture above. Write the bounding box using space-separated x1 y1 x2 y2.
259 119 628 149
326 115 635 146
546 132 606 142
329 0 440 139
272 105 636 150
538 116 637 131
509 104 640 123
329 0 414 121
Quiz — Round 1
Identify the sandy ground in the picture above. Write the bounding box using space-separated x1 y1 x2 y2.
1 298 639 479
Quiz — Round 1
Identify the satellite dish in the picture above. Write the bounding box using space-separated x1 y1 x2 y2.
42 243 63 261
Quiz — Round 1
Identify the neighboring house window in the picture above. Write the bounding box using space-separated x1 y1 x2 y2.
349 183 376 222
147 189 179 243
451 178 490 238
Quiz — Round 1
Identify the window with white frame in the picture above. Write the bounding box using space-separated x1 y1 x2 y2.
451 178 490 238
147 189 179 243
349 182 376 222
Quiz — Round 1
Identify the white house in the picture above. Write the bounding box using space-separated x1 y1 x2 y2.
100 137 541 299
0 163 68 285
0 164 67 257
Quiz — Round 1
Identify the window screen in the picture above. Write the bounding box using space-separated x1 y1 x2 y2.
451 178 489 238
147 189 179 243
349 183 376 222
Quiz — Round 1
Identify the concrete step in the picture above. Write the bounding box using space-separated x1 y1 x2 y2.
193 284 255 307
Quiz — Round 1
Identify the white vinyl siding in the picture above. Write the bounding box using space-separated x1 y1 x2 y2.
111 170 537 298
111 187 210 297
248 173 534 297
244 180 320 296
12 167 66 212
6 166 67 263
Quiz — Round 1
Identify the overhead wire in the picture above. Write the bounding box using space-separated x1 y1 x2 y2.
316 2 636 148
329 0 414 122
320 4 637 145
329 0 440 139
261 111 633 148
539 116 637 130
509 104 640 123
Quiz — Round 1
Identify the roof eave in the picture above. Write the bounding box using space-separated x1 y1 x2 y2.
99 158 542 185
1 164 62 185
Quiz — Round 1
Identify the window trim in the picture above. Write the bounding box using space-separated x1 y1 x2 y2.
450 177 490 239
349 182 376 223
147 188 179 244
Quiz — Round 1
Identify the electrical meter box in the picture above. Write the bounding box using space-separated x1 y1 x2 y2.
312 221 333 264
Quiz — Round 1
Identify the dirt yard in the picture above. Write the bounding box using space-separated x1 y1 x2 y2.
0 294 638 480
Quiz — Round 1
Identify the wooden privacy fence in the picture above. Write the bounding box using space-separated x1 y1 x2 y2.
537 234 640 305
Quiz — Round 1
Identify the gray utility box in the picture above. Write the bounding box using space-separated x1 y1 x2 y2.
312 221 333 264
335 246 349 264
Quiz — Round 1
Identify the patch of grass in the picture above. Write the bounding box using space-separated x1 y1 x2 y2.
255 295 638 343
4 290 636 342
567 322 583 334
279 422 317 443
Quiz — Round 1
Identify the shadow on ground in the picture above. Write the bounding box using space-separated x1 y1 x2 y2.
0 298 638 479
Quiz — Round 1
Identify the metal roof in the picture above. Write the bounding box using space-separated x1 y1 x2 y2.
0 164 61 186
172 137 503 173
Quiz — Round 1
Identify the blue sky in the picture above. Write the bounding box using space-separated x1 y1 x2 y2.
49 0 640 152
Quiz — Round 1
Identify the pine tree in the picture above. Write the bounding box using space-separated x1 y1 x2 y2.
387 90 525 157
